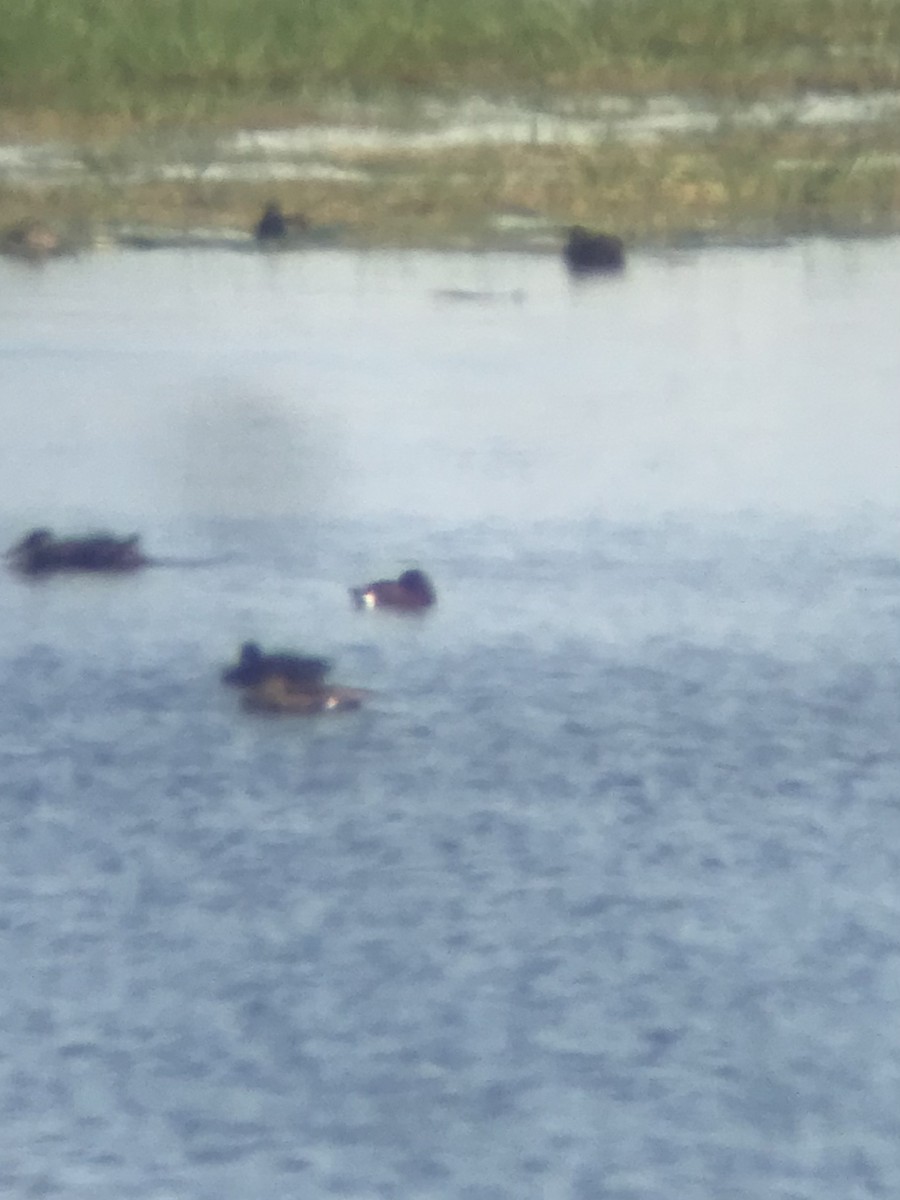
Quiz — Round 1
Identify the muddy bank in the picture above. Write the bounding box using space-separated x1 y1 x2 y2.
3 91 900 252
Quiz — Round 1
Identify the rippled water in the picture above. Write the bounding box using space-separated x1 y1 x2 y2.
2 239 900 1199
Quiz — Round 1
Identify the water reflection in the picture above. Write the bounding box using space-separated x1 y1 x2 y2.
1 237 899 530
2 238 900 1200
178 383 338 517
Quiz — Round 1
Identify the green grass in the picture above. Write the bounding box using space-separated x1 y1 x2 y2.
4 0 900 249
3 0 900 124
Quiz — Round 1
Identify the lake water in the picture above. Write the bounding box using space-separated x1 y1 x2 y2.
1 237 900 1199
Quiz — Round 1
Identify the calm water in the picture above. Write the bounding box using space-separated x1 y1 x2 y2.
1 239 900 1200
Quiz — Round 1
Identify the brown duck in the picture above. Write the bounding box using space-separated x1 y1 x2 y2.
350 568 436 611
223 642 366 714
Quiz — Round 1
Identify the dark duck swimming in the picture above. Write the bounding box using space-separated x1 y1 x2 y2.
7 528 148 574
349 568 436 611
563 226 625 274
222 641 332 688
254 202 309 241
222 641 366 714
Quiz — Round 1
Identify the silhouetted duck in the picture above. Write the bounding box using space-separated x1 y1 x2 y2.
222 641 331 688
350 568 436 611
241 673 367 714
7 528 148 574
563 226 625 274
254 202 309 241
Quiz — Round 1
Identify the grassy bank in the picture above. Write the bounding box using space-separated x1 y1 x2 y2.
3 0 900 128
3 121 900 251
3 1 900 250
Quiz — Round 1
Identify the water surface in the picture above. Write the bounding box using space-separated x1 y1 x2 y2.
1 238 900 1199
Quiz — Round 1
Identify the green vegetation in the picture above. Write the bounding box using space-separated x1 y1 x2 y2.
2 0 900 124
2 0 900 248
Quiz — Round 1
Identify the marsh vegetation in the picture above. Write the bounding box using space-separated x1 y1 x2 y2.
5 0 900 116
2 0 900 247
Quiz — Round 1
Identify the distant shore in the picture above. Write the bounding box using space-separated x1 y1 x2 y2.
3 0 900 250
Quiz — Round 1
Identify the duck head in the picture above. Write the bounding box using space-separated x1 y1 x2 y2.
399 569 436 601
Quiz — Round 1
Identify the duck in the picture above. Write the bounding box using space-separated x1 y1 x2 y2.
563 226 625 274
254 202 309 241
6 528 148 574
222 641 366 714
241 673 367 714
221 641 332 689
350 568 436 611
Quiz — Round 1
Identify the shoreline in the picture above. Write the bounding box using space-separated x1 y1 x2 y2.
3 88 900 253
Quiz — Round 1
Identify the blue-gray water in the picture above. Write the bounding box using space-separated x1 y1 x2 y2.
1 239 900 1199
